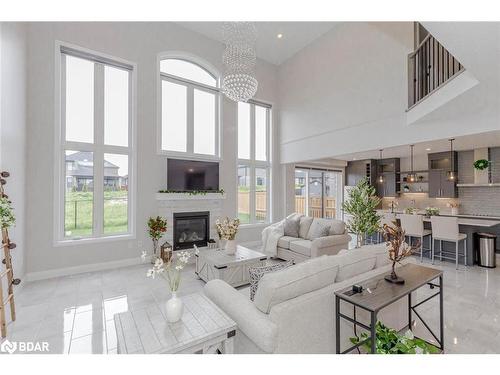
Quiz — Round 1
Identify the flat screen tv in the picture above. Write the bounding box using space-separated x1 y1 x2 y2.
167 159 219 191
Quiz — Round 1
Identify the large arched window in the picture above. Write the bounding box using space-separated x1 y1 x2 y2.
159 56 220 158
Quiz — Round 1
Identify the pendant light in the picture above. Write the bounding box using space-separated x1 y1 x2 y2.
378 149 384 183
447 138 457 181
407 145 416 182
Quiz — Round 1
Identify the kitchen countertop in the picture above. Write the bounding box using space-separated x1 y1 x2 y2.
377 210 500 228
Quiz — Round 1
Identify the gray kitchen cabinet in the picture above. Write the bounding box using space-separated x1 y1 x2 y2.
375 158 400 198
428 152 457 198
346 160 377 187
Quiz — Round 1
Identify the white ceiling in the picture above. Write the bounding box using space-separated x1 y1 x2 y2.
176 22 339 65
315 130 500 162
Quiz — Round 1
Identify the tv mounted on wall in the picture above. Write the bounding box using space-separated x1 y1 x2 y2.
167 159 219 191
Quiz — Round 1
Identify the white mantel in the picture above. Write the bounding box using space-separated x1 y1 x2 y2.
156 193 226 244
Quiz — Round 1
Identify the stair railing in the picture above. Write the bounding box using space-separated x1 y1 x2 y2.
408 34 464 109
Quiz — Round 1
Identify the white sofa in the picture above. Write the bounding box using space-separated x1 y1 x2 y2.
204 245 413 354
275 216 351 263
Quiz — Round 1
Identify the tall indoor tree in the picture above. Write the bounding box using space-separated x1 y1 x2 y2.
342 178 381 248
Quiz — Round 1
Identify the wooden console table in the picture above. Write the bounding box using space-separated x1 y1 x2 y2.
335 263 443 354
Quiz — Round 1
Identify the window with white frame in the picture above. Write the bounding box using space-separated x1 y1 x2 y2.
237 101 271 224
159 58 220 159
56 45 135 241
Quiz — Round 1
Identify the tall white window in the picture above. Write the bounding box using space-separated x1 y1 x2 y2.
159 57 220 159
56 45 135 242
237 101 271 224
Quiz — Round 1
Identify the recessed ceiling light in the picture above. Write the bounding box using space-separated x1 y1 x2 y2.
426 148 431 151
277 33 283 39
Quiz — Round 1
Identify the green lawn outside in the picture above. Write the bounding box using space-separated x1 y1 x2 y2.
65 190 128 237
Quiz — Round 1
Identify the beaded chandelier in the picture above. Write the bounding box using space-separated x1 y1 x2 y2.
221 22 258 102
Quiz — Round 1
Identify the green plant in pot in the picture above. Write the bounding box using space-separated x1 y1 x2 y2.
350 322 440 354
342 178 381 248
473 159 490 171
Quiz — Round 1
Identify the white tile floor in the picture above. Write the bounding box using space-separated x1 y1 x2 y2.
2 254 500 354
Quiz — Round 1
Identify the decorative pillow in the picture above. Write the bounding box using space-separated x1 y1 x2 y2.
248 260 294 301
299 216 314 239
284 216 300 237
307 219 331 240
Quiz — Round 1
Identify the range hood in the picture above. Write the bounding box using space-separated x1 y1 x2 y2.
457 147 500 187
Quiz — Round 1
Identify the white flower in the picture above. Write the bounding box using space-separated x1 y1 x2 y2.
140 250 147 261
154 258 164 268
146 269 155 279
175 265 183 270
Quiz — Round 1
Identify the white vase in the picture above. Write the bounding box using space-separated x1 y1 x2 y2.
165 292 183 323
225 239 237 255
451 207 459 216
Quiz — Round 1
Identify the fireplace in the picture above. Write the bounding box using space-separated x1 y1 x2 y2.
173 211 210 250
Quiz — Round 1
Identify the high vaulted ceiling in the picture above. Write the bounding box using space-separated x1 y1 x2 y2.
176 22 339 65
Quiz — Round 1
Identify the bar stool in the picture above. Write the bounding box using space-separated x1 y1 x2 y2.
430 216 467 269
378 213 397 243
399 214 432 262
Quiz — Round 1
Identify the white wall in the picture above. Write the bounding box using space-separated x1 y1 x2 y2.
25 22 280 276
0 23 27 281
277 22 500 164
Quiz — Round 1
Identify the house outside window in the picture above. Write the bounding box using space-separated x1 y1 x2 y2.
55 43 136 242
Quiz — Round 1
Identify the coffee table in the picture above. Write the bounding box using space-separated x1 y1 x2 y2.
195 245 267 287
114 293 236 354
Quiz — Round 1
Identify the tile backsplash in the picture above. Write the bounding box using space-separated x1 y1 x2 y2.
380 147 500 216
458 187 500 216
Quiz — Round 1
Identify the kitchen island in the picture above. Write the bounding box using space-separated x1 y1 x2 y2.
377 210 500 266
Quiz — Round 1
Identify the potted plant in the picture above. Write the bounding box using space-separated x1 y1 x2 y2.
425 207 440 217
405 207 417 215
144 251 192 323
0 196 15 229
342 178 381 248
147 216 168 264
473 159 490 171
350 321 440 354
382 220 419 284
215 217 240 255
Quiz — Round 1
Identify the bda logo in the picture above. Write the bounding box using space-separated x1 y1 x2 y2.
0 339 17 354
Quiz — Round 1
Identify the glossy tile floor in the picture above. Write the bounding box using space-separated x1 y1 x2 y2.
2 254 500 354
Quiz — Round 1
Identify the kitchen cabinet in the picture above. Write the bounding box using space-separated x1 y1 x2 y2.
428 152 457 198
346 160 377 187
376 158 400 198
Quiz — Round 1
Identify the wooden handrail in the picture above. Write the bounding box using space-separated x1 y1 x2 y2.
408 33 433 58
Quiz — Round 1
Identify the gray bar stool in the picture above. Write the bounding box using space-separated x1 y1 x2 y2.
430 216 467 269
399 214 432 262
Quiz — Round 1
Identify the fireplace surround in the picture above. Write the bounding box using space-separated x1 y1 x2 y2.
173 211 210 250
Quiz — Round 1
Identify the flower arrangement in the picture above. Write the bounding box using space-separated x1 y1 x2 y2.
145 250 192 292
0 196 15 229
147 216 168 260
473 159 490 171
425 207 440 217
405 207 417 215
447 202 460 209
215 217 240 240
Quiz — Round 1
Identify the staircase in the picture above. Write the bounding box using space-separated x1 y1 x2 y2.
408 33 464 109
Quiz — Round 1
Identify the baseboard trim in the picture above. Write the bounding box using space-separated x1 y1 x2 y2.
25 257 143 282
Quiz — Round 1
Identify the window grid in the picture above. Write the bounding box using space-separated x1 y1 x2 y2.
57 47 135 242
238 102 272 224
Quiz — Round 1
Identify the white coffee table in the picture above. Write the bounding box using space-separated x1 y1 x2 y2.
195 245 267 287
114 293 236 354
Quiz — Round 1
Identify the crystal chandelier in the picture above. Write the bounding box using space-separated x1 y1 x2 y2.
221 22 258 102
